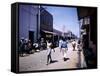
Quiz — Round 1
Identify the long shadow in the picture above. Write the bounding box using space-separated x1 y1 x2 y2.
63 58 70 61
50 60 58 64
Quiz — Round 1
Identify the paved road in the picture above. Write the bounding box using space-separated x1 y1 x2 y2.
19 42 86 72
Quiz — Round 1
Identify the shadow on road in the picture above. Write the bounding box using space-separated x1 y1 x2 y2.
50 60 58 64
76 51 81 68
64 58 70 61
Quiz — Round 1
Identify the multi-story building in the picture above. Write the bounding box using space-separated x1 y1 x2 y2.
19 5 53 43
77 7 97 68
19 5 39 43
40 7 53 41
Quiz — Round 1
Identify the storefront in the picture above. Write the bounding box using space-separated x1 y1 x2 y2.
41 30 54 41
77 7 97 68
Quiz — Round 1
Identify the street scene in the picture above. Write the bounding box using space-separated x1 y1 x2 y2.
19 41 86 71
19 4 97 72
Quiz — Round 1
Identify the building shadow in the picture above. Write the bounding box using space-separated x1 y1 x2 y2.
76 51 82 68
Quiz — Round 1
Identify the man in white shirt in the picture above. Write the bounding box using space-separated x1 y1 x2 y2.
46 40 52 65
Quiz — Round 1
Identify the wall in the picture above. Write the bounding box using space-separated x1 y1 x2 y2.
19 5 38 42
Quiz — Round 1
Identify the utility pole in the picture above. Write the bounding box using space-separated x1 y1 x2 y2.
62 25 65 38
37 6 47 41
37 5 40 40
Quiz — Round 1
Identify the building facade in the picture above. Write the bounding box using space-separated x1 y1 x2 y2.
40 7 53 41
77 7 97 68
53 29 62 41
19 5 39 43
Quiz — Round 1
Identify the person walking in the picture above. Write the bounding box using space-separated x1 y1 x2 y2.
72 40 76 51
51 40 55 52
77 40 82 51
61 39 68 61
59 38 63 52
46 40 54 65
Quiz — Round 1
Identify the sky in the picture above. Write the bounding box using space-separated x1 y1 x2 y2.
42 6 80 37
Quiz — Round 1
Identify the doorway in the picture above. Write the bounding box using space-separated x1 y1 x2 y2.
29 31 34 43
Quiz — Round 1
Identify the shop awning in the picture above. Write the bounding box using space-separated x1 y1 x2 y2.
42 30 57 35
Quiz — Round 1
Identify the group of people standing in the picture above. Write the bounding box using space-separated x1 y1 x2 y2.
19 38 33 56
19 38 47 56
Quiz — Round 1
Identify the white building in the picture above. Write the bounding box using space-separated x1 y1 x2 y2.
19 5 39 42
